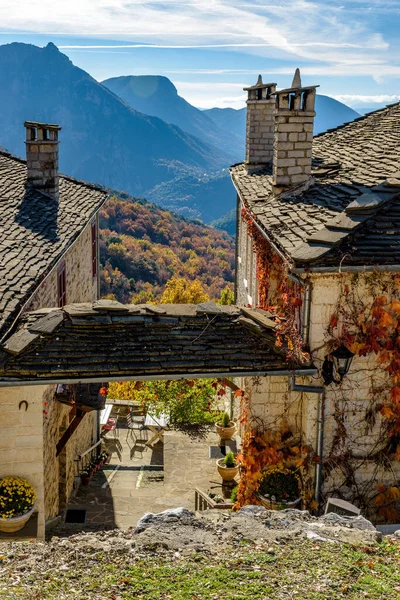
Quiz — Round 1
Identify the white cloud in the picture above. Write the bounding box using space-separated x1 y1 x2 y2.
332 94 400 107
0 0 392 63
174 81 247 108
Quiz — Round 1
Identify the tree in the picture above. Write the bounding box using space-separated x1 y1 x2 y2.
218 285 235 305
108 379 224 424
160 277 209 304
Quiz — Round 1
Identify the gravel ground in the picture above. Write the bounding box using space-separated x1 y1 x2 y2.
0 507 398 599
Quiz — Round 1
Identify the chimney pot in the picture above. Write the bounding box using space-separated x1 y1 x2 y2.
24 121 61 200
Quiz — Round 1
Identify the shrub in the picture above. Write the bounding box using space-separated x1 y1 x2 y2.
258 468 301 502
230 486 238 503
224 451 236 468
221 412 231 427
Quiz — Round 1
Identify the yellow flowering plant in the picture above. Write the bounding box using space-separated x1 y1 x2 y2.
0 477 36 519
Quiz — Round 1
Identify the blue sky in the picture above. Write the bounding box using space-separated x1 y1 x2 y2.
0 0 399 108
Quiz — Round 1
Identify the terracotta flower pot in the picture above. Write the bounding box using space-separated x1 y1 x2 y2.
0 505 35 534
81 475 90 486
216 421 236 440
216 458 239 482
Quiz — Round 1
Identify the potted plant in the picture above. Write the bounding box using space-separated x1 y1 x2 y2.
216 451 239 482
0 476 36 533
216 412 236 440
80 470 91 486
257 468 302 510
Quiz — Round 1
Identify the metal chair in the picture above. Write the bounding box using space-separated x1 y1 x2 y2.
126 410 148 444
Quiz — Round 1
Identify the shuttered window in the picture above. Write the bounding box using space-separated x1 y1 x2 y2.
57 262 66 307
91 221 97 277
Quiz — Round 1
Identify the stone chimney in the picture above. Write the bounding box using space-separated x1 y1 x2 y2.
24 121 61 200
243 75 277 172
272 69 318 189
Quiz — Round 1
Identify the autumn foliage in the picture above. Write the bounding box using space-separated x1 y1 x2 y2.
99 195 235 303
327 273 400 520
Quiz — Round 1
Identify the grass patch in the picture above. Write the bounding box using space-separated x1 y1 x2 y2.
0 540 399 599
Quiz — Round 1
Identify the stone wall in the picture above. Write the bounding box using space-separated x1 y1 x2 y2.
43 392 97 521
308 272 400 507
236 267 400 516
0 385 47 539
5 217 101 535
24 219 98 313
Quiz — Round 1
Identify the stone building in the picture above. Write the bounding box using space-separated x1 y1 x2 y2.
231 70 400 516
0 122 108 538
0 120 316 540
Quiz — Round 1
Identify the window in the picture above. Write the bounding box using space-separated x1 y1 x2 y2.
91 221 97 277
57 261 66 307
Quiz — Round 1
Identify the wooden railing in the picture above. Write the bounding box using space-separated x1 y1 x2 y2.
195 488 234 511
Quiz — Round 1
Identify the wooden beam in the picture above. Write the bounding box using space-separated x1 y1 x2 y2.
56 408 86 457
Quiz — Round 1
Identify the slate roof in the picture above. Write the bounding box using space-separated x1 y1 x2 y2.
231 102 400 268
0 300 315 383
0 150 107 339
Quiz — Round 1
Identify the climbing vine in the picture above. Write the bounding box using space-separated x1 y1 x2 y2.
238 208 400 520
234 210 316 510
241 206 308 367
234 387 316 510
324 272 400 521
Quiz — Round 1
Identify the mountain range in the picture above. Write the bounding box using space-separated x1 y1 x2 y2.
0 42 362 226
102 75 243 160
0 42 235 222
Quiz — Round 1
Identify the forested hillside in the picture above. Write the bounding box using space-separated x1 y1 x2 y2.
99 195 235 304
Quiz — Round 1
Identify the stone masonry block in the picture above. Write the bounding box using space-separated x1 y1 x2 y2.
278 123 303 133
296 157 311 166
288 150 304 158
290 173 309 184
277 132 288 142
274 175 290 186
277 142 294 151
287 166 302 175
15 435 44 448
288 133 299 142
289 116 315 124
278 158 296 167
275 168 287 176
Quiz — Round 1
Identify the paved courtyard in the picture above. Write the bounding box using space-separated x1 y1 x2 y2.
60 421 238 533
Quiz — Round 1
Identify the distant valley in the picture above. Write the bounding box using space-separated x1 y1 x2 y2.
100 194 235 304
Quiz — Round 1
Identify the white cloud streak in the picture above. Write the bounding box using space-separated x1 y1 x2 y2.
0 1 390 57
0 0 397 86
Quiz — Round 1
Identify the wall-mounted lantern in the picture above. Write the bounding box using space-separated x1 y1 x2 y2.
322 343 354 385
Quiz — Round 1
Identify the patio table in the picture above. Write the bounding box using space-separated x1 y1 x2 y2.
99 404 113 425
145 413 169 446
